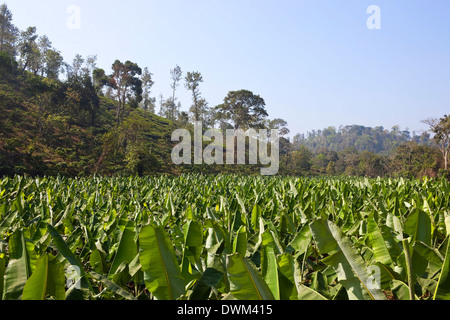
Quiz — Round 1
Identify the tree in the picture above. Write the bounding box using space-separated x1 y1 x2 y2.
18 26 39 73
92 67 108 95
66 72 100 126
215 90 268 130
43 49 64 80
289 145 312 176
106 60 143 124
0 3 19 57
389 141 440 178
423 115 450 170
358 151 385 178
170 65 182 104
36 35 52 76
141 67 155 113
267 118 290 137
185 71 208 123
0 50 17 78
68 54 84 78
160 97 180 122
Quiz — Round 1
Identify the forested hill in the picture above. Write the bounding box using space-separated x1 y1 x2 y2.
293 125 433 155
0 53 445 179
0 56 179 177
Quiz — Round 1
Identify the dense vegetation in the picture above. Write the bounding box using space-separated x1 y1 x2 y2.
1 174 450 300
1 3 450 302
1 3 449 180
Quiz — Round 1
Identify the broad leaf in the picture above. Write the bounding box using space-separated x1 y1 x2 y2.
404 209 432 246
261 243 280 300
109 220 137 276
47 224 91 299
297 284 328 300
367 215 393 265
139 225 185 300
434 240 450 300
226 253 275 300
310 219 386 300
90 271 137 300
189 267 224 300
22 254 65 300
3 230 32 300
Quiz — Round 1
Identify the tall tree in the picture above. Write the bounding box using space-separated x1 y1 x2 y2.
69 54 85 78
107 60 143 124
141 67 155 113
215 89 268 130
37 35 51 76
18 26 38 73
160 98 180 122
170 65 182 104
158 94 164 116
185 71 208 123
0 3 18 57
423 115 450 170
43 49 64 80
65 70 100 127
92 67 108 95
267 118 290 137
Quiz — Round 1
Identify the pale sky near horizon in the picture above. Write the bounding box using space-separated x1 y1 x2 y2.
4 0 450 138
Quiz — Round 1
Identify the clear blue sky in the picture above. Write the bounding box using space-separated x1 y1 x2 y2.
4 0 450 137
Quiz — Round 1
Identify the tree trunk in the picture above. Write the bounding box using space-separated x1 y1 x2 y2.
445 150 448 170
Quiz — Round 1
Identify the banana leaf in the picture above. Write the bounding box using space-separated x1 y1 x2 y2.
22 254 65 300
3 230 32 300
226 253 275 300
310 219 386 300
139 225 185 300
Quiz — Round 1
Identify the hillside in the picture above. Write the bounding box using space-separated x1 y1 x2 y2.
0 50 445 180
0 65 444 179
0 59 179 177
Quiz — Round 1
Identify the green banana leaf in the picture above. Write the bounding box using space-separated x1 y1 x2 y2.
89 249 106 274
46 224 91 299
310 219 386 300
277 253 299 300
297 284 328 300
404 209 432 246
109 220 138 277
181 220 204 280
3 230 32 300
261 243 280 300
226 253 275 300
22 254 65 300
47 224 84 274
287 225 312 256
90 271 137 300
189 267 224 300
139 225 185 300
233 226 247 256
434 240 450 300
367 215 393 265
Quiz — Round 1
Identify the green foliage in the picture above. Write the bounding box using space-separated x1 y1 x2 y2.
293 125 432 155
0 51 18 78
0 174 450 300
215 90 268 130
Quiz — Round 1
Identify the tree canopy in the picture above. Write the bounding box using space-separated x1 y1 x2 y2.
214 89 268 130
